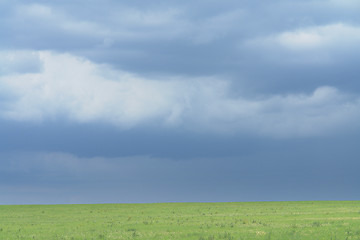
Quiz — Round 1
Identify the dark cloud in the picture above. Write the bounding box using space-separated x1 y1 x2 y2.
1 0 359 94
1 134 360 204
0 119 257 159
1 0 360 203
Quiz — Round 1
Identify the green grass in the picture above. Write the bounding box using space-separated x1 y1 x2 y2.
1 201 360 239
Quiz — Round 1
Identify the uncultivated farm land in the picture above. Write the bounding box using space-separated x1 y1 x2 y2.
1 201 360 239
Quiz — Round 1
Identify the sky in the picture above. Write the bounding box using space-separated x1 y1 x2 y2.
1 0 360 204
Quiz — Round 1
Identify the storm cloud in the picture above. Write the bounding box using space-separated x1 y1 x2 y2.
1 51 359 138
1 0 360 203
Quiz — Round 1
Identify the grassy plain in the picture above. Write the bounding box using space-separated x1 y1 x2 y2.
1 201 360 239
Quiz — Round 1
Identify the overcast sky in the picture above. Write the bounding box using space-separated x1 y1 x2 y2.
1 0 360 204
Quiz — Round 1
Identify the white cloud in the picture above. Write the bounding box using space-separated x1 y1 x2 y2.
245 23 360 64
330 0 360 8
0 51 195 127
276 23 360 50
14 3 185 42
11 3 245 45
1 51 360 138
14 3 110 39
0 51 42 75
17 4 53 18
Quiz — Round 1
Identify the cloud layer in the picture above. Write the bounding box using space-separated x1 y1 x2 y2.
247 23 360 64
1 0 360 203
1 51 360 137
2 146 360 204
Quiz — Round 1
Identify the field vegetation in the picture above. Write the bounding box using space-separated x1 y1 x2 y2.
1 201 360 239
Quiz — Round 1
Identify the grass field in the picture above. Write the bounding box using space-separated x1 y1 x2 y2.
1 201 360 239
